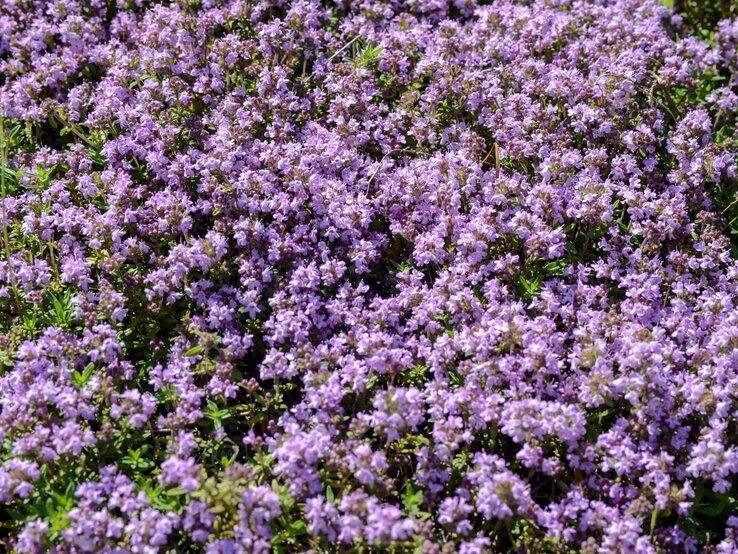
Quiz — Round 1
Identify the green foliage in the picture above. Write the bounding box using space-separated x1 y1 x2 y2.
343 40 384 69
667 0 737 40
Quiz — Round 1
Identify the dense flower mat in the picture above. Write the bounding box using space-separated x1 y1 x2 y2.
1 0 738 551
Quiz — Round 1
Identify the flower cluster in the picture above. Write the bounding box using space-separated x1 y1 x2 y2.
1 0 738 551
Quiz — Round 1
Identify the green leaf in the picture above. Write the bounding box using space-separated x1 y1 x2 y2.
183 345 204 357
650 508 659 535
72 362 95 388
517 274 542 300
403 484 424 515
166 486 189 496
289 519 308 535
694 499 727 517
543 259 568 276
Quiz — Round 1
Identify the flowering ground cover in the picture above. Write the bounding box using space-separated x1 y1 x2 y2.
1 0 738 551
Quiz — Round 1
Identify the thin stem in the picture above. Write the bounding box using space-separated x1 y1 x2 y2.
366 147 416 191
47 240 60 285
0 119 20 309
495 142 501 179
52 111 98 149
722 195 738 214
328 35 360 62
